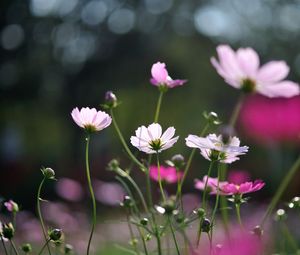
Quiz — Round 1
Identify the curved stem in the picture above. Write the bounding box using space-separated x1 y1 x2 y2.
229 94 245 128
9 240 19 255
154 91 164 123
37 177 51 255
261 154 300 227
168 217 180 255
156 153 166 202
1 237 8 255
110 109 146 172
85 135 97 255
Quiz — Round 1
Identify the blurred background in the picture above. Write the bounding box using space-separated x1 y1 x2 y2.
0 0 300 253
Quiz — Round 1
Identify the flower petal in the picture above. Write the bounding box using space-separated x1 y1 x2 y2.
151 62 168 84
257 80 300 98
236 47 260 77
257 61 289 83
147 123 162 140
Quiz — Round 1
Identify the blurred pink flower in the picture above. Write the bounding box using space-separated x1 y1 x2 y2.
130 123 179 154
149 165 182 184
185 134 248 163
4 200 18 212
71 107 111 132
150 62 187 88
220 180 265 195
56 178 84 202
211 45 300 98
228 170 251 185
240 95 300 144
94 180 125 206
194 176 227 194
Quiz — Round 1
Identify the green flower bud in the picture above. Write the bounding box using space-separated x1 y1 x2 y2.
122 196 133 208
140 218 149 226
49 228 62 241
21 243 32 253
200 218 211 233
41 167 55 180
2 223 14 239
65 244 73 254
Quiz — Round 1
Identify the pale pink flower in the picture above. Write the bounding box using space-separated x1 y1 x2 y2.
194 176 228 194
220 180 265 195
55 178 84 202
130 123 179 154
211 45 300 98
149 165 183 184
240 95 300 144
71 107 111 132
185 134 248 163
150 62 187 88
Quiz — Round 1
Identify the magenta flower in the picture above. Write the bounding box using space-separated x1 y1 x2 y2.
240 95 300 144
220 180 265 195
130 123 179 154
211 45 300 98
228 170 251 185
194 176 228 194
150 62 187 88
71 107 112 132
149 165 183 184
4 200 19 213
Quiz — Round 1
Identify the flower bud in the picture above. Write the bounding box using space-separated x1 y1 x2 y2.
196 208 206 218
289 196 300 209
203 111 221 125
200 218 211 233
170 154 185 169
41 167 56 180
4 200 19 213
107 159 120 172
161 197 176 215
274 209 287 221
121 196 133 208
49 228 62 241
140 218 149 226
252 225 263 237
65 244 73 254
21 243 32 253
2 223 14 239
103 91 118 109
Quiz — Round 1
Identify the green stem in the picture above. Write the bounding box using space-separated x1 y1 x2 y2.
146 166 153 208
110 109 146 172
156 153 166 202
196 161 215 246
85 135 97 255
211 164 222 223
235 203 243 228
261 154 300 227
176 167 183 211
280 222 298 253
9 240 19 255
154 91 164 123
219 164 230 235
156 229 162 255
126 212 140 255
38 239 51 255
37 177 51 255
168 217 180 255
1 237 8 255
229 94 245 128
136 227 149 255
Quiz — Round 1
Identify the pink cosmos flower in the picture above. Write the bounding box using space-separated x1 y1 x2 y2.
149 165 183 184
211 45 300 98
228 170 251 185
130 123 179 154
240 95 300 144
55 178 84 202
71 107 112 132
194 176 228 194
220 180 265 195
4 200 18 213
185 134 248 163
150 62 187 88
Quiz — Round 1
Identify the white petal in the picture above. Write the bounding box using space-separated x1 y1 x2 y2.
147 123 162 140
161 136 179 151
161 127 175 143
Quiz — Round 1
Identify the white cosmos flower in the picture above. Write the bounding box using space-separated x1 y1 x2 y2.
130 123 179 154
185 134 248 164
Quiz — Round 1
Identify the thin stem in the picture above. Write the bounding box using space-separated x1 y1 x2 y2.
235 204 243 228
280 222 298 253
136 227 149 255
176 167 183 211
85 135 97 255
156 229 162 255
126 212 140 255
146 167 153 208
110 109 146 172
261 154 300 227
229 94 245 128
168 217 180 255
37 177 51 255
1 237 8 255
156 153 166 202
38 239 51 255
211 163 222 223
9 240 19 255
154 91 164 123
219 164 230 236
